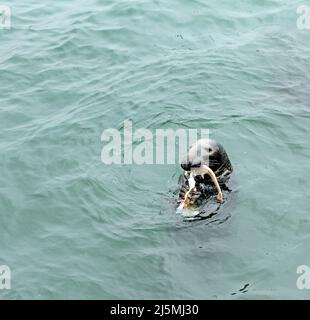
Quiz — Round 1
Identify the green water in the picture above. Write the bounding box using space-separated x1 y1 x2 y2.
1 0 310 299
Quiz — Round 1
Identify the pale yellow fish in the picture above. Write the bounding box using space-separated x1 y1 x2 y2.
177 165 224 213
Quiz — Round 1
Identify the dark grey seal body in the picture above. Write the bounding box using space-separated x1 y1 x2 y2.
178 139 233 210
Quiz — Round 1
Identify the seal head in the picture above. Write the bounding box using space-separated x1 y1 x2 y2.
180 139 233 183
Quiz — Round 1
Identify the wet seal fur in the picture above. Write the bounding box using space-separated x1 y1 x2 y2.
178 139 233 215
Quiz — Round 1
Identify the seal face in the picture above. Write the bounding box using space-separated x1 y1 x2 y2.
178 139 233 209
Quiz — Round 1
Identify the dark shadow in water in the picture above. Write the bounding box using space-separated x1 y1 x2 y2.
231 283 250 296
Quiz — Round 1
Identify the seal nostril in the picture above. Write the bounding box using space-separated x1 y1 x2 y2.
181 162 191 171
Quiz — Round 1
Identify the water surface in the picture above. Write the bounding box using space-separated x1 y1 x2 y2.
0 0 310 299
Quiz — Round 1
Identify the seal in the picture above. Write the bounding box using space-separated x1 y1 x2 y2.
178 139 233 210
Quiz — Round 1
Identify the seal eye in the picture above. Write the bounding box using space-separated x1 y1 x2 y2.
208 148 212 153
